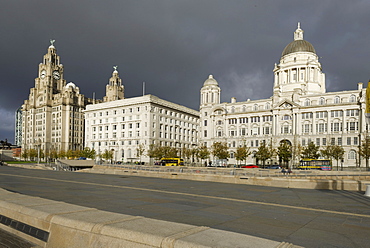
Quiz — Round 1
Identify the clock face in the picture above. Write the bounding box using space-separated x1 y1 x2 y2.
40 70 46 79
52 70 60 79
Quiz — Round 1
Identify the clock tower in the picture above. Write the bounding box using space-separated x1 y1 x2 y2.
21 40 95 155
37 40 65 95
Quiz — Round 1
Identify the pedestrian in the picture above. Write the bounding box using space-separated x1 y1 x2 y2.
281 168 286 175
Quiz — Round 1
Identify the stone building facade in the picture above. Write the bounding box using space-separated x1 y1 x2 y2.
84 68 199 163
199 24 366 167
21 42 95 153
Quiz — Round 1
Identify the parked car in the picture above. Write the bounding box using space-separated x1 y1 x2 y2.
241 164 259 168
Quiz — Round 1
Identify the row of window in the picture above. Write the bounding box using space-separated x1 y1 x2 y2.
91 107 196 122
93 123 140 132
302 137 358 147
304 95 357 106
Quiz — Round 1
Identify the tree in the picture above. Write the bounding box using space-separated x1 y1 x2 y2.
301 142 320 159
59 150 67 159
136 143 145 163
182 148 193 164
21 149 29 161
277 141 292 168
66 149 75 159
321 144 344 171
359 136 370 170
211 142 229 160
80 147 96 159
255 142 273 167
162 146 178 158
147 144 162 160
29 149 38 161
197 145 210 166
49 149 59 161
235 145 251 166
332 145 344 171
101 149 113 163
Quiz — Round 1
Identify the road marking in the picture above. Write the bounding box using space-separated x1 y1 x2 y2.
1 172 370 219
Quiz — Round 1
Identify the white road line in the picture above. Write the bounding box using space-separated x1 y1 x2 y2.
1 173 370 218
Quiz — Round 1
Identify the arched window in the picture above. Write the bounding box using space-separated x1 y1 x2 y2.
304 98 310 106
349 94 356 103
348 150 356 160
265 102 271 110
319 97 325 105
231 106 235 113
334 96 341 104
253 104 259 111
242 105 246 112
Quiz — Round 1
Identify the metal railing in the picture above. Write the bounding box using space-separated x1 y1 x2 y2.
95 164 370 180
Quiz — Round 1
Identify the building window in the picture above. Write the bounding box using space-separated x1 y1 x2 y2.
331 138 335 145
319 97 325 105
304 98 310 106
347 137 351 145
349 95 356 103
204 130 207 138
354 137 358 145
338 137 342 146
228 118 237 124
322 138 326 146
348 150 356 160
316 138 320 146
334 96 341 104
302 113 313 119
204 120 207 126
241 128 246 135
239 117 248 124
264 126 270 135
331 110 343 117
346 109 359 117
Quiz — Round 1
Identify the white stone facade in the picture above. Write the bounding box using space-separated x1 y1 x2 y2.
84 94 199 163
199 24 366 168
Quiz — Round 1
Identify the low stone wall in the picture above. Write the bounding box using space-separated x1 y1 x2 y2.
0 188 296 248
84 166 370 191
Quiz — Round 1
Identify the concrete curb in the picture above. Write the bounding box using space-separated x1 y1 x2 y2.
0 188 301 248
82 166 370 191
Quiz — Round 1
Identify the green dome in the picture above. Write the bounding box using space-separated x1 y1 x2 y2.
282 39 316 56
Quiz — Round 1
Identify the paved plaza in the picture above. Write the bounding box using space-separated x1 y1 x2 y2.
0 166 369 247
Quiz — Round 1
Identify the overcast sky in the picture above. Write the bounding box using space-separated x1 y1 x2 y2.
1 0 370 143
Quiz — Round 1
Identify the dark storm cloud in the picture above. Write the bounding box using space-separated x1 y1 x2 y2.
1 0 370 143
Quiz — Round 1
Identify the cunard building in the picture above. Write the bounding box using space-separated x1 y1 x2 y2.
199 24 366 167
21 41 95 153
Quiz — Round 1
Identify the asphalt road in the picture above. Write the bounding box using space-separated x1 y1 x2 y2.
0 166 369 248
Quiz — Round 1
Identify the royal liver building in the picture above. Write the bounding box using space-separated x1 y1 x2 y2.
200 24 365 167
21 41 95 153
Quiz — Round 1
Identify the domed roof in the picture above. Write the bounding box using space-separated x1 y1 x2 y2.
65 82 76 89
282 39 316 56
281 23 316 56
203 75 218 86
